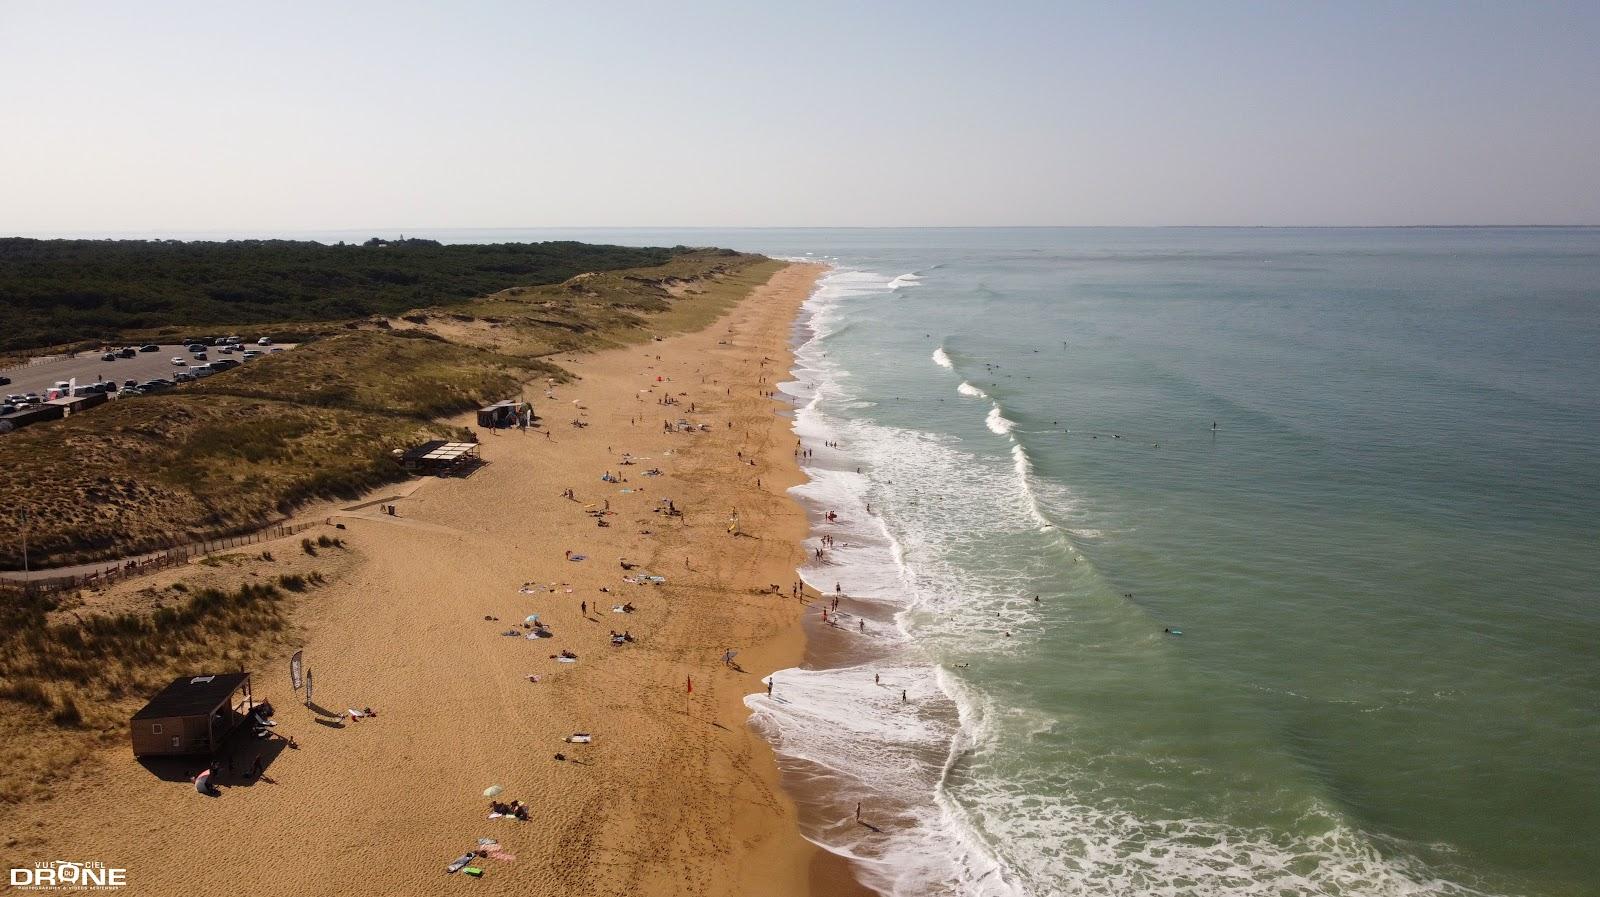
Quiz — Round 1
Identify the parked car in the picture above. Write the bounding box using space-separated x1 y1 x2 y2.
122 379 139 389
140 344 159 352
218 345 235 354
0 404 15 415
173 371 196 383
186 343 206 353
241 350 262 360
257 336 273 346
23 392 41 403
170 356 187 366
269 347 284 353
101 352 117 361
118 346 137 358
211 359 241 371
141 379 172 391
0 376 9 385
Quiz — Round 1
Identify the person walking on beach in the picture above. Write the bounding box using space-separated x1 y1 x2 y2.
580 600 587 617
766 678 773 697
856 802 862 822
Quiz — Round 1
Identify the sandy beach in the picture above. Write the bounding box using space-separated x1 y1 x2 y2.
1 261 873 896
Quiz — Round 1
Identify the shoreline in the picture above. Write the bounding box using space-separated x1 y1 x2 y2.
0 261 877 897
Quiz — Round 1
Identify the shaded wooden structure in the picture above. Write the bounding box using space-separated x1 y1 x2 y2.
395 440 481 475
130 673 254 758
476 400 525 428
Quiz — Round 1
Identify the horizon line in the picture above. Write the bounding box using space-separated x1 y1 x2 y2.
6 223 1600 238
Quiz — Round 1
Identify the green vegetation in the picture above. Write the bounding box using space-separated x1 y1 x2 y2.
0 394 430 568
189 330 552 418
0 237 682 353
0 247 780 569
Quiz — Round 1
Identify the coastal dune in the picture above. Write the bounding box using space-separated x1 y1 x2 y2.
3 262 874 896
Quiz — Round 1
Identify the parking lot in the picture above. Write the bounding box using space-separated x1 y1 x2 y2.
1 342 291 402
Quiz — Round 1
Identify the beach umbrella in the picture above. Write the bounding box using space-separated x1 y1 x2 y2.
524 614 539 624
483 784 503 798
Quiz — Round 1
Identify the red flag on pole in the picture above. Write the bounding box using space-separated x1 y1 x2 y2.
686 676 693 694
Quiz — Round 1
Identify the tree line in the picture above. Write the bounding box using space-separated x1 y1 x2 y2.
0 237 684 352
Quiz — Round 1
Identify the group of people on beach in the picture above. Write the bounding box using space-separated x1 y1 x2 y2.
489 799 530 821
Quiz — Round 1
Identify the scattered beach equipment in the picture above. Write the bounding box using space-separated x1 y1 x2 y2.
446 854 474 874
565 733 592 744
483 784 503 798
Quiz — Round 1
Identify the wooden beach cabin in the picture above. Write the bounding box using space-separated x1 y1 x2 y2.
476 400 523 428
130 673 254 758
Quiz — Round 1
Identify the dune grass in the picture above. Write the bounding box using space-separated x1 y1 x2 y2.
0 249 782 569
0 578 299 805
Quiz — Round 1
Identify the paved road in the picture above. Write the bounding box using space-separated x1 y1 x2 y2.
1 343 289 400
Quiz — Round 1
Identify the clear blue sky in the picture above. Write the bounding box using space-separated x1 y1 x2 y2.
2 0 1597 230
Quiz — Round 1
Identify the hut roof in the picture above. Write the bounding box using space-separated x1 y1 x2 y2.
132 673 249 720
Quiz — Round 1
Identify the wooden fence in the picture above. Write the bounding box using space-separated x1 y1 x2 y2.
0 520 324 596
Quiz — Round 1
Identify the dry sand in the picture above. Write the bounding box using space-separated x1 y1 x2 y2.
1 262 875 896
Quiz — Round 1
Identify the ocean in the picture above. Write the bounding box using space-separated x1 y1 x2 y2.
85 225 1600 895
718 227 1598 897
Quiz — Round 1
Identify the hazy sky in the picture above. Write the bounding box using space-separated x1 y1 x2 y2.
2 1 1597 231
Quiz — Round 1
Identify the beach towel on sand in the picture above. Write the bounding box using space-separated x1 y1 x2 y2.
446 854 473 873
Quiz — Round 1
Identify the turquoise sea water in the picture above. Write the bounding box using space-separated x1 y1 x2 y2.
723 228 1597 897
86 226 1600 895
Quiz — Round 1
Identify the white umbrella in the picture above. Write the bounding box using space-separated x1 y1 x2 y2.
483 784 503 798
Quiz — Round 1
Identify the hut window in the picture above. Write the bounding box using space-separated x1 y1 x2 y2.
151 723 162 734
171 736 181 748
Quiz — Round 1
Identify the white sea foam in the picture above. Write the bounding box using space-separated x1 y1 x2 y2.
888 272 922 290
957 381 987 398
932 346 953 369
984 405 1014 435
759 263 1506 897
759 265 1032 895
